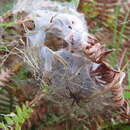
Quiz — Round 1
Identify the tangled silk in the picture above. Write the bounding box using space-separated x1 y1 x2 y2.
1 0 129 121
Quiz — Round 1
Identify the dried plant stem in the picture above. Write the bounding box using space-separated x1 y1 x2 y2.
85 72 121 103
29 92 45 107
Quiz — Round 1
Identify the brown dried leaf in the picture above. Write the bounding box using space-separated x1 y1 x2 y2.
84 36 113 63
90 62 118 86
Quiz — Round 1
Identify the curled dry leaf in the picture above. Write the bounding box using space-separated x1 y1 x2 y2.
84 35 113 63
90 62 119 86
84 34 130 120
89 58 130 120
111 71 130 119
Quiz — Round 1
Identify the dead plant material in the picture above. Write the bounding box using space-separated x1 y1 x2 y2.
0 69 12 86
1 0 130 127
80 0 130 43
29 92 45 107
85 35 130 121
90 62 118 86
84 36 113 63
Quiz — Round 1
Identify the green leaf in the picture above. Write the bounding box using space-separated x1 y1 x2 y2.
42 87 49 93
22 111 28 119
124 91 130 99
90 11 99 18
26 107 33 114
5 116 14 125
17 116 25 124
15 123 21 130
16 106 22 117
22 104 27 112
12 115 19 123
70 0 80 9
0 45 9 52
0 122 6 128
0 22 16 27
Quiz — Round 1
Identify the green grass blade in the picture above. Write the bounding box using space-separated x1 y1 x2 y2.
113 7 121 47
119 10 130 43
70 0 80 9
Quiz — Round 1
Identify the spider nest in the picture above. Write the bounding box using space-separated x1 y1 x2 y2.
16 0 116 118
0 0 127 127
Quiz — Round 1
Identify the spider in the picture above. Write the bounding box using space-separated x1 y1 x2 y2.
65 86 82 106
